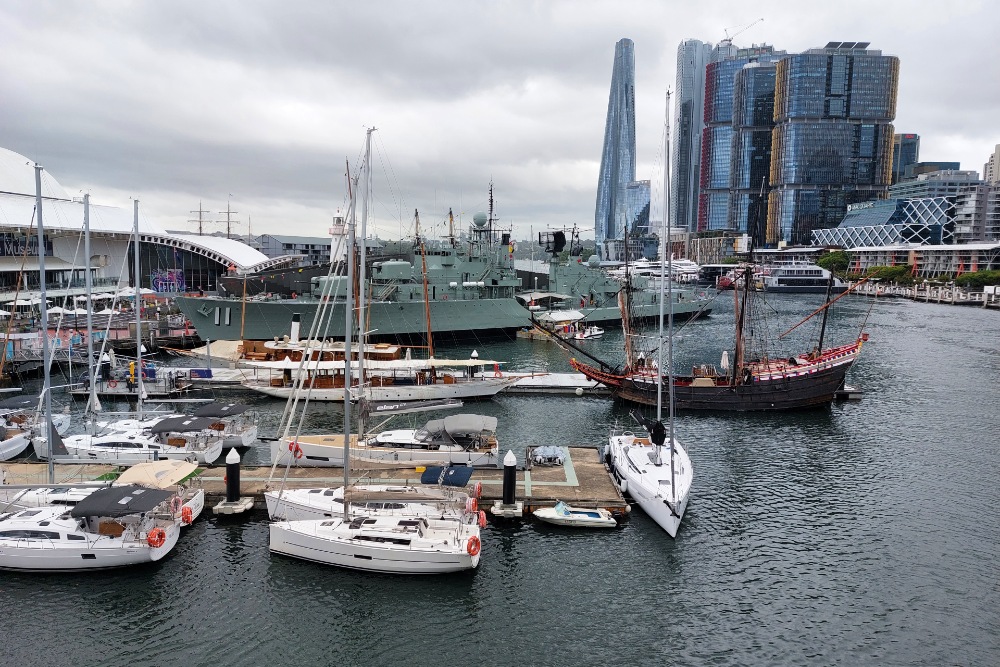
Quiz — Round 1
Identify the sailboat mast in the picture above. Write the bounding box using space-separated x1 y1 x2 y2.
84 193 98 414
665 90 677 497
356 127 374 443
817 271 835 351
342 149 365 517
35 165 55 482
133 200 144 420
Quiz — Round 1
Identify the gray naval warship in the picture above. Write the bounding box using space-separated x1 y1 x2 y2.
174 218 712 345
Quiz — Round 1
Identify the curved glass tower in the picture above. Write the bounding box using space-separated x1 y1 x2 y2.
595 38 636 260
767 43 899 245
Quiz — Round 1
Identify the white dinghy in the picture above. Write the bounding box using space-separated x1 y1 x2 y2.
532 501 617 528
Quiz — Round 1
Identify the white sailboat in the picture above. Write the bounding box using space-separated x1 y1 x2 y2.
269 130 482 573
604 91 692 538
0 485 182 571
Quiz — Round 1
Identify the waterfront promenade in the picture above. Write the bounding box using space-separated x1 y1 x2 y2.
850 281 1000 309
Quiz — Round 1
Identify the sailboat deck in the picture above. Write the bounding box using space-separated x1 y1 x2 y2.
1 446 629 517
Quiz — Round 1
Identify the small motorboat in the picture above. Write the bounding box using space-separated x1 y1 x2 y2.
532 501 617 528
572 325 604 340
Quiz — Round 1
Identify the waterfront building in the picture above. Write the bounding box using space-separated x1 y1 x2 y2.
257 234 339 266
729 61 778 244
984 144 1000 185
595 38 636 260
768 42 900 246
0 146 276 297
671 39 712 233
812 197 955 248
891 133 920 184
903 161 960 180
889 170 989 243
698 45 784 234
845 242 1000 278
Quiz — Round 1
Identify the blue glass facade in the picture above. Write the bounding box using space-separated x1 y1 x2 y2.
595 38 637 258
698 46 783 233
767 47 899 245
891 133 920 184
671 39 712 233
624 180 651 236
728 63 777 243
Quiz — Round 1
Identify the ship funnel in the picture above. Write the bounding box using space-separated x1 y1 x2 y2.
290 313 301 344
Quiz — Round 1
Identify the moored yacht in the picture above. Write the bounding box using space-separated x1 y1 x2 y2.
269 514 482 574
0 485 181 571
271 413 499 468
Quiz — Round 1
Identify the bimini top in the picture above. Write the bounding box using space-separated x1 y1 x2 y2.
115 460 198 489
193 402 250 418
70 485 173 518
149 416 219 434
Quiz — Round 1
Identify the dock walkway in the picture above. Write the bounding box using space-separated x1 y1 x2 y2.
0 446 628 517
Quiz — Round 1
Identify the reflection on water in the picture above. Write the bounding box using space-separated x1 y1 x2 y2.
3 295 999 666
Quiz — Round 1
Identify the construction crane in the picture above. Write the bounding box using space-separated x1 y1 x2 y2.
721 17 763 45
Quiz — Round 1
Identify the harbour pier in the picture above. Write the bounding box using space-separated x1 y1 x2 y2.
0 446 629 518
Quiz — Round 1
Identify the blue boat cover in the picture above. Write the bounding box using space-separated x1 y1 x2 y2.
420 465 475 488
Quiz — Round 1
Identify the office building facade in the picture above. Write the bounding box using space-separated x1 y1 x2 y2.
595 38 637 260
891 133 920 184
698 45 783 234
671 39 712 233
767 43 899 245
729 61 778 245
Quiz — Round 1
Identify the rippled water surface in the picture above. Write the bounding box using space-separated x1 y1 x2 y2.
4 294 999 666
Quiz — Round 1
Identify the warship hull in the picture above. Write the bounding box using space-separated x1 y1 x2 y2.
174 293 709 343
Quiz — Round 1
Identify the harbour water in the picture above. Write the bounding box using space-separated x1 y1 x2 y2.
3 293 999 666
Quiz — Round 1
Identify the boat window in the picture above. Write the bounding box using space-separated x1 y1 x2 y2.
355 535 411 546
0 530 60 539
67 534 86 541
81 553 96 559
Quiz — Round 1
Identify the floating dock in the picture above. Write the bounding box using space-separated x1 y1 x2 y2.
0 446 629 517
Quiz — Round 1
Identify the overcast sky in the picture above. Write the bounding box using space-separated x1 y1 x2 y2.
2 0 996 242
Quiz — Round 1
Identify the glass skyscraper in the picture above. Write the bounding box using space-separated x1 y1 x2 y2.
891 133 920 184
728 61 778 245
767 43 899 245
595 38 637 259
671 39 712 233
697 45 783 233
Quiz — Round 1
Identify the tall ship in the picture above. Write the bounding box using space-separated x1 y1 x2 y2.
174 202 712 344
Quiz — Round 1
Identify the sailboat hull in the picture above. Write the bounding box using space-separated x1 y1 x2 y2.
606 434 691 538
269 519 480 574
574 341 862 412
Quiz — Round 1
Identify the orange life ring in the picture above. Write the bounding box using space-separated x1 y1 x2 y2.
478 510 487 529
465 497 478 514
146 527 167 549
108 380 118 388
473 481 483 499
493 363 502 378
288 441 303 459
181 505 194 525
141 372 148 379
466 534 481 556
170 496 183 515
